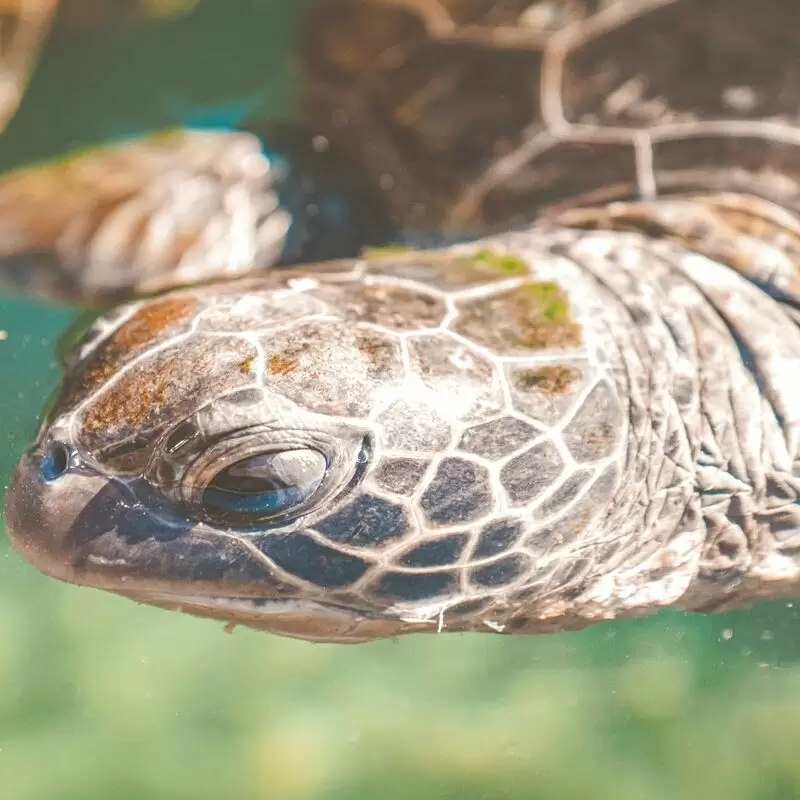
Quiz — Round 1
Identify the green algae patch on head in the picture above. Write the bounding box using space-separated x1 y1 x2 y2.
365 247 531 292
519 282 570 323
452 280 582 355
444 248 530 287
514 365 581 395
466 249 528 277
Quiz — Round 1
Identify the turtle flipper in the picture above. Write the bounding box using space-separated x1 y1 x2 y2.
0 0 58 131
0 128 291 303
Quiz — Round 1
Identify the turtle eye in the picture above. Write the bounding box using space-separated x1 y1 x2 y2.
200 449 327 526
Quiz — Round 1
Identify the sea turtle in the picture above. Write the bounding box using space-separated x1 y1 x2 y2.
3 0 800 643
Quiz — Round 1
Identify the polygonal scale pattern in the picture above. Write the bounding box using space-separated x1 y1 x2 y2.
56 245 624 618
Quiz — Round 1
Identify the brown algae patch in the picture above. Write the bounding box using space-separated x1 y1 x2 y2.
354 329 401 367
506 361 589 427
85 375 169 432
81 297 197 390
267 352 300 376
115 297 198 349
79 335 254 444
514 365 580 395
453 280 582 354
261 322 404 418
53 296 198 418
238 355 256 375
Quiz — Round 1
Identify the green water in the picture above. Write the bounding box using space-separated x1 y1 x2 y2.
2 4 800 799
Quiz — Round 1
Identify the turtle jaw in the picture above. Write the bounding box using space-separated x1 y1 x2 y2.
4 448 249 596
3 448 415 643
115 592 410 643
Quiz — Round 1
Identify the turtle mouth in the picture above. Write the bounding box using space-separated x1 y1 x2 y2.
5 450 409 643
114 590 396 643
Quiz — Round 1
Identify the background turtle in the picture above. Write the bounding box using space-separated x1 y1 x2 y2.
3 0 800 643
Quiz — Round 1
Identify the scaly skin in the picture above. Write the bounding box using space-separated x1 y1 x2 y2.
3 0 800 641
6 214 800 641
0 131 290 302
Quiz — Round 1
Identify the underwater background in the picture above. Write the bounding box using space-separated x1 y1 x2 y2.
2 3 800 798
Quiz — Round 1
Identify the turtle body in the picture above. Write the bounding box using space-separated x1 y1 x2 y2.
3 0 800 643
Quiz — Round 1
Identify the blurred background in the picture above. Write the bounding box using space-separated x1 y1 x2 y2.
2 3 800 799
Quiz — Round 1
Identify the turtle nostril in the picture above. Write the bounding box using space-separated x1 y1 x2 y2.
40 442 71 482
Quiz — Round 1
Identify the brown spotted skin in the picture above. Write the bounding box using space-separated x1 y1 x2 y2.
4 0 800 642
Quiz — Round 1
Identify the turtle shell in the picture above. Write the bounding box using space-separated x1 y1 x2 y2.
4 0 800 301
298 0 800 238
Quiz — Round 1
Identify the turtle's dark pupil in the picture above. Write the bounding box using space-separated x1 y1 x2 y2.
41 442 70 481
200 449 327 526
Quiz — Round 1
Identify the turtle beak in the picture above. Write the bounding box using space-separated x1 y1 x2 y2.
4 442 198 593
4 441 285 600
4 446 423 643
4 447 113 585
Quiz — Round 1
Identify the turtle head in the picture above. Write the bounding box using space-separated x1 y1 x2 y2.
6 388 387 642
4 280 415 642
6 254 620 642
4 272 507 642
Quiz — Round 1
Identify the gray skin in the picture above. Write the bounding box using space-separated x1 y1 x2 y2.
4 0 800 643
